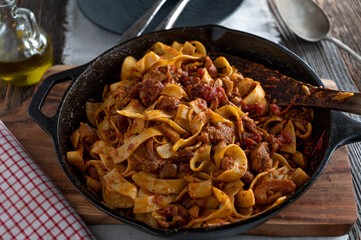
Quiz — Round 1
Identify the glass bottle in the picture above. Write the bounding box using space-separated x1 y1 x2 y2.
0 0 53 86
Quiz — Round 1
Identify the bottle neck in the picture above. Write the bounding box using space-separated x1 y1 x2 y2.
0 0 16 27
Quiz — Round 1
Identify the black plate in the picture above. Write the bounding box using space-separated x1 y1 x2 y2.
28 25 361 239
77 0 243 34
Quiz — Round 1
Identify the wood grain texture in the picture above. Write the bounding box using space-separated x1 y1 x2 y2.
1 65 357 236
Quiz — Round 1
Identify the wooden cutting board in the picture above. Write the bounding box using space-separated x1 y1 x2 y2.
1 66 357 237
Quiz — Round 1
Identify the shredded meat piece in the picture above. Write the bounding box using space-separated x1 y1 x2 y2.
241 171 254 186
156 96 179 112
204 56 217 78
197 132 210 144
138 78 164 106
159 122 180 144
113 115 129 132
170 149 194 163
181 75 201 87
220 156 234 170
187 83 228 105
243 116 262 143
251 142 273 172
216 122 235 144
143 139 164 172
78 123 99 153
158 163 178 179
269 121 286 135
156 204 189 228
278 128 293 145
148 66 172 83
266 134 280 153
170 67 188 82
270 103 282 116
128 82 140 98
254 180 296 205
203 122 235 144
303 140 316 156
241 101 265 115
179 194 194 210
178 162 192 175
181 131 191 139
193 98 208 112
87 165 99 180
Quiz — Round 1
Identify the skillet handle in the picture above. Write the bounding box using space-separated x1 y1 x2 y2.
330 111 361 149
28 65 87 138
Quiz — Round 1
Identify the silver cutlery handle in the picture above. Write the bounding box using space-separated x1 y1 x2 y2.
118 0 167 44
155 0 191 31
325 35 361 64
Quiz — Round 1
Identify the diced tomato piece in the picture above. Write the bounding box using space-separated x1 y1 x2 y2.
241 101 265 114
278 129 292 145
270 103 282 116
197 68 206 77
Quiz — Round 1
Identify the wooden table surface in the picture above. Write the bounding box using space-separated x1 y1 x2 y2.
1 0 360 239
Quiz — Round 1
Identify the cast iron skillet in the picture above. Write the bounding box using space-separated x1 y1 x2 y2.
28 25 361 239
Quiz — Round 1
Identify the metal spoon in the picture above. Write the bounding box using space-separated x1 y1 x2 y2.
274 0 361 63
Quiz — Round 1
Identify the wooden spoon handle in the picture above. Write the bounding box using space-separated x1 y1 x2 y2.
263 80 361 115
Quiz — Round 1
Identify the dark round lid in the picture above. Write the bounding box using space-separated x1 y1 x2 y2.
76 0 243 34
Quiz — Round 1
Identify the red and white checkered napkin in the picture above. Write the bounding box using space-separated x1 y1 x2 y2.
0 120 96 240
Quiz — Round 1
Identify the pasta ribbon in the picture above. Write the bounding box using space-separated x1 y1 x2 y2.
132 171 187 195
85 160 107 177
186 187 233 227
201 69 214 85
156 142 177 159
235 189 255 208
280 120 296 153
136 51 161 74
121 56 137 81
103 168 137 200
112 127 163 163
149 42 182 59
213 144 248 181
133 195 176 214
188 175 213 198
172 112 207 151
66 150 84 172
161 84 189 100
189 41 207 56
190 145 211 172
223 180 244 200
144 109 174 120
102 179 134 209
213 57 232 77
86 176 102 194
206 109 234 133
271 152 293 170
86 102 101 126
289 168 309 187
117 100 146 119
91 141 115 170
243 82 267 110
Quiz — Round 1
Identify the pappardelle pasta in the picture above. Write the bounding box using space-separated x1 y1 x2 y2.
67 41 318 229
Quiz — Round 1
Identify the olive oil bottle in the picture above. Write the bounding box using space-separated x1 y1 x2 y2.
0 0 53 86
